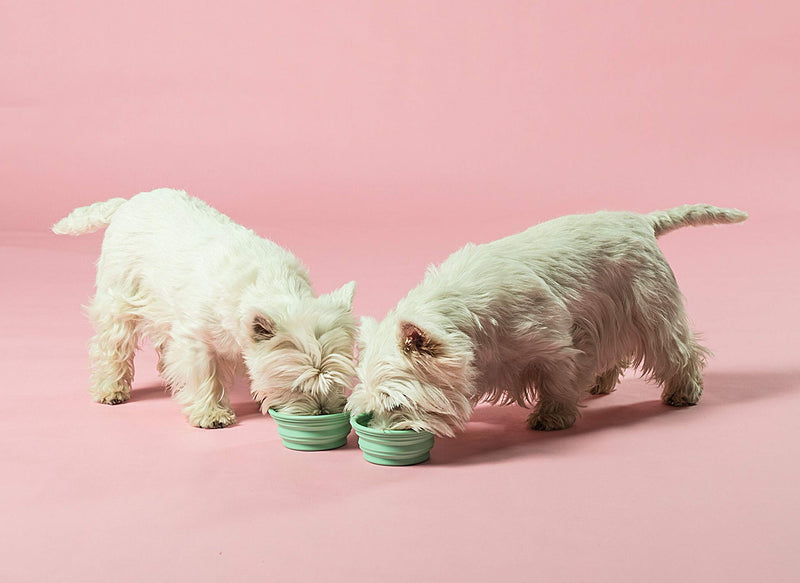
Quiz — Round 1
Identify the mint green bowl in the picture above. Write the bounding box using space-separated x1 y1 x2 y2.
351 413 435 466
268 409 351 451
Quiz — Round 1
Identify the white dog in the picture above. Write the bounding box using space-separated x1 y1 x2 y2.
348 205 747 437
53 188 357 428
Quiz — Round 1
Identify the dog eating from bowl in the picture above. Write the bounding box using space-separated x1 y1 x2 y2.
347 204 746 437
53 188 357 428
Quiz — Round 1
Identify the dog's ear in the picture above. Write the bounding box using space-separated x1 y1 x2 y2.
326 281 356 309
358 316 379 355
252 313 275 341
399 322 441 357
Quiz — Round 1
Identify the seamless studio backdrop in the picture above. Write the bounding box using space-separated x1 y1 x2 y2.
2 2 799 582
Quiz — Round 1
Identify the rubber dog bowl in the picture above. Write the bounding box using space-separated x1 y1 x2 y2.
268 409 351 451
351 413 435 466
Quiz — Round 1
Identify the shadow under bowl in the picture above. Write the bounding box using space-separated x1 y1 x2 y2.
268 408 351 451
351 413 435 466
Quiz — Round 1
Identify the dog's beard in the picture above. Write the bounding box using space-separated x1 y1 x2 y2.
247 337 355 416
368 405 460 436
264 388 347 416
347 378 472 437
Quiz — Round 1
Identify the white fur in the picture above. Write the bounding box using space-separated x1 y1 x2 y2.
54 188 357 428
348 205 747 437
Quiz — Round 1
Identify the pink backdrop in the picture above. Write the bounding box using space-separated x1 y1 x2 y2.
2 2 799 582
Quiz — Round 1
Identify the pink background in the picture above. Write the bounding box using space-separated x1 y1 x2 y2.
2 2 799 581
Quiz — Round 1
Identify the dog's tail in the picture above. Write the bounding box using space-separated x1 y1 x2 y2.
647 204 748 237
52 198 128 235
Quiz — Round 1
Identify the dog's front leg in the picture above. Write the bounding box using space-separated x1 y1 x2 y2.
162 336 236 429
526 359 583 431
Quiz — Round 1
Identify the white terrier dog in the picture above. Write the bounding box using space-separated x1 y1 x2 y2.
348 205 747 437
53 188 357 428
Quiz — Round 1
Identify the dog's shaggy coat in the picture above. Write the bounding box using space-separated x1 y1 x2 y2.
54 189 357 428
348 205 747 437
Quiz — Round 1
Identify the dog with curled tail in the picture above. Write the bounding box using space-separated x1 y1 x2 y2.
347 205 747 437
54 188 357 428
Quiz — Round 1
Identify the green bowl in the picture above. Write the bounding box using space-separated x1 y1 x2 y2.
268 409 351 451
351 413 435 466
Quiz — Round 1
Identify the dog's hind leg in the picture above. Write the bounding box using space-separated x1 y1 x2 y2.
162 335 236 429
632 264 710 407
657 330 708 407
87 294 139 405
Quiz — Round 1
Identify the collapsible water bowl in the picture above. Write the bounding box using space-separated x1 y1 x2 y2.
351 413 435 466
268 408 351 451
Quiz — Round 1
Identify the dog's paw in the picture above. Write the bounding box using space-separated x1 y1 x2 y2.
93 388 131 405
662 392 701 407
190 407 237 429
589 382 614 396
662 381 702 407
589 375 617 395
526 409 577 431
589 366 624 395
663 395 696 407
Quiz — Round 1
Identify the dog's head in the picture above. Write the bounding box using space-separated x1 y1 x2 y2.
347 315 475 437
244 281 357 415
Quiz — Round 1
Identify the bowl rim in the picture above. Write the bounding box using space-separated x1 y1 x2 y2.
351 412 434 438
267 408 350 422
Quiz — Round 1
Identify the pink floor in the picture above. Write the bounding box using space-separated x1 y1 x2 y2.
4 2 800 581
2 213 798 582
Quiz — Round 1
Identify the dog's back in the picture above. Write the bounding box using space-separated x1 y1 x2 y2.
96 189 310 307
